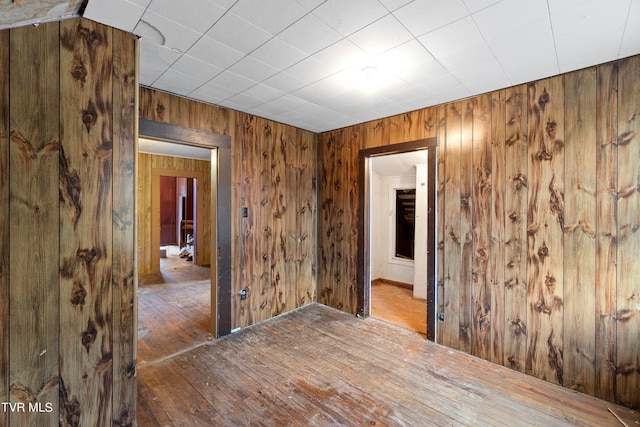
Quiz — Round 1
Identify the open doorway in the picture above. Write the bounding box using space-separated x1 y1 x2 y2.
357 138 437 341
369 151 428 336
137 118 232 342
137 141 213 365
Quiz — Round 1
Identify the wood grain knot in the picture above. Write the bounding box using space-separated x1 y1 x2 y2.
82 319 97 352
537 147 553 161
537 242 549 258
156 103 165 119
71 280 87 307
71 62 87 83
545 120 557 139
512 173 527 190
616 131 636 146
615 309 635 322
77 24 100 45
535 300 552 314
510 318 526 336
77 248 98 263
538 88 550 109
82 99 98 133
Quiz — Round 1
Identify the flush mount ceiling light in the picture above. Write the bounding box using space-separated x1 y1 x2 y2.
360 66 380 93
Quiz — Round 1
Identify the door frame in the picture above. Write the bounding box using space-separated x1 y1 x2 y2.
357 137 438 341
139 119 232 337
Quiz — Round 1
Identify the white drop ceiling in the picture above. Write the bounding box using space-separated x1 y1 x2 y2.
3 0 639 133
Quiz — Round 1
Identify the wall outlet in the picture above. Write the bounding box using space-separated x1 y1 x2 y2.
438 312 445 322
240 289 247 300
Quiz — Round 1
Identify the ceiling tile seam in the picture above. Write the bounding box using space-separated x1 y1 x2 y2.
544 0 561 73
617 0 634 57
464 4 513 90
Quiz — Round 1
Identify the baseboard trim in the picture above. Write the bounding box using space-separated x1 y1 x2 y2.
371 278 413 290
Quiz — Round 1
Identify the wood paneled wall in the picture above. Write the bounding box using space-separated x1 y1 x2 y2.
0 18 137 426
138 88 317 331
137 153 211 275
318 56 640 409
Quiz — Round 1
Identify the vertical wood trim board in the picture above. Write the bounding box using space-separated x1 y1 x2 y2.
9 23 61 427
0 28 9 427
111 28 138 426
318 56 640 409
615 55 640 409
2 19 138 425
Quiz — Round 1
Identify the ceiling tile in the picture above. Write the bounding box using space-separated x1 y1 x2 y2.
153 68 207 95
230 0 308 34
193 81 240 103
472 0 549 41
278 13 343 54
205 12 272 54
313 39 368 74
285 56 333 84
348 14 414 55
251 37 309 70
138 39 182 85
136 9 201 52
171 54 224 82
228 56 280 82
486 18 559 84
293 0 328 11
620 0 640 57
551 0 631 72
393 0 469 37
313 0 389 35
462 0 503 13
378 0 414 12
187 35 245 69
417 16 483 59
242 83 287 102
128 0 151 6
147 0 227 34
208 71 258 93
374 39 435 79
261 72 308 93
83 0 144 32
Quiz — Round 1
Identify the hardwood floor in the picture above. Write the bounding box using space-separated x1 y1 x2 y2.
371 280 427 336
138 246 212 365
137 303 639 426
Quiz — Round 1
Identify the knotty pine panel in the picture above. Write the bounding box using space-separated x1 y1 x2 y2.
471 93 492 361
525 77 565 385
563 67 597 395
297 128 317 307
503 85 528 373
111 28 137 426
489 89 506 366
595 62 618 403
317 56 640 409
616 55 640 410
270 122 287 317
2 19 138 425
9 23 60 427
436 105 447 345
59 19 114 426
0 29 8 427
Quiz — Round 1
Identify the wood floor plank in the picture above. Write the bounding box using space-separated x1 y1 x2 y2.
137 296 640 426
